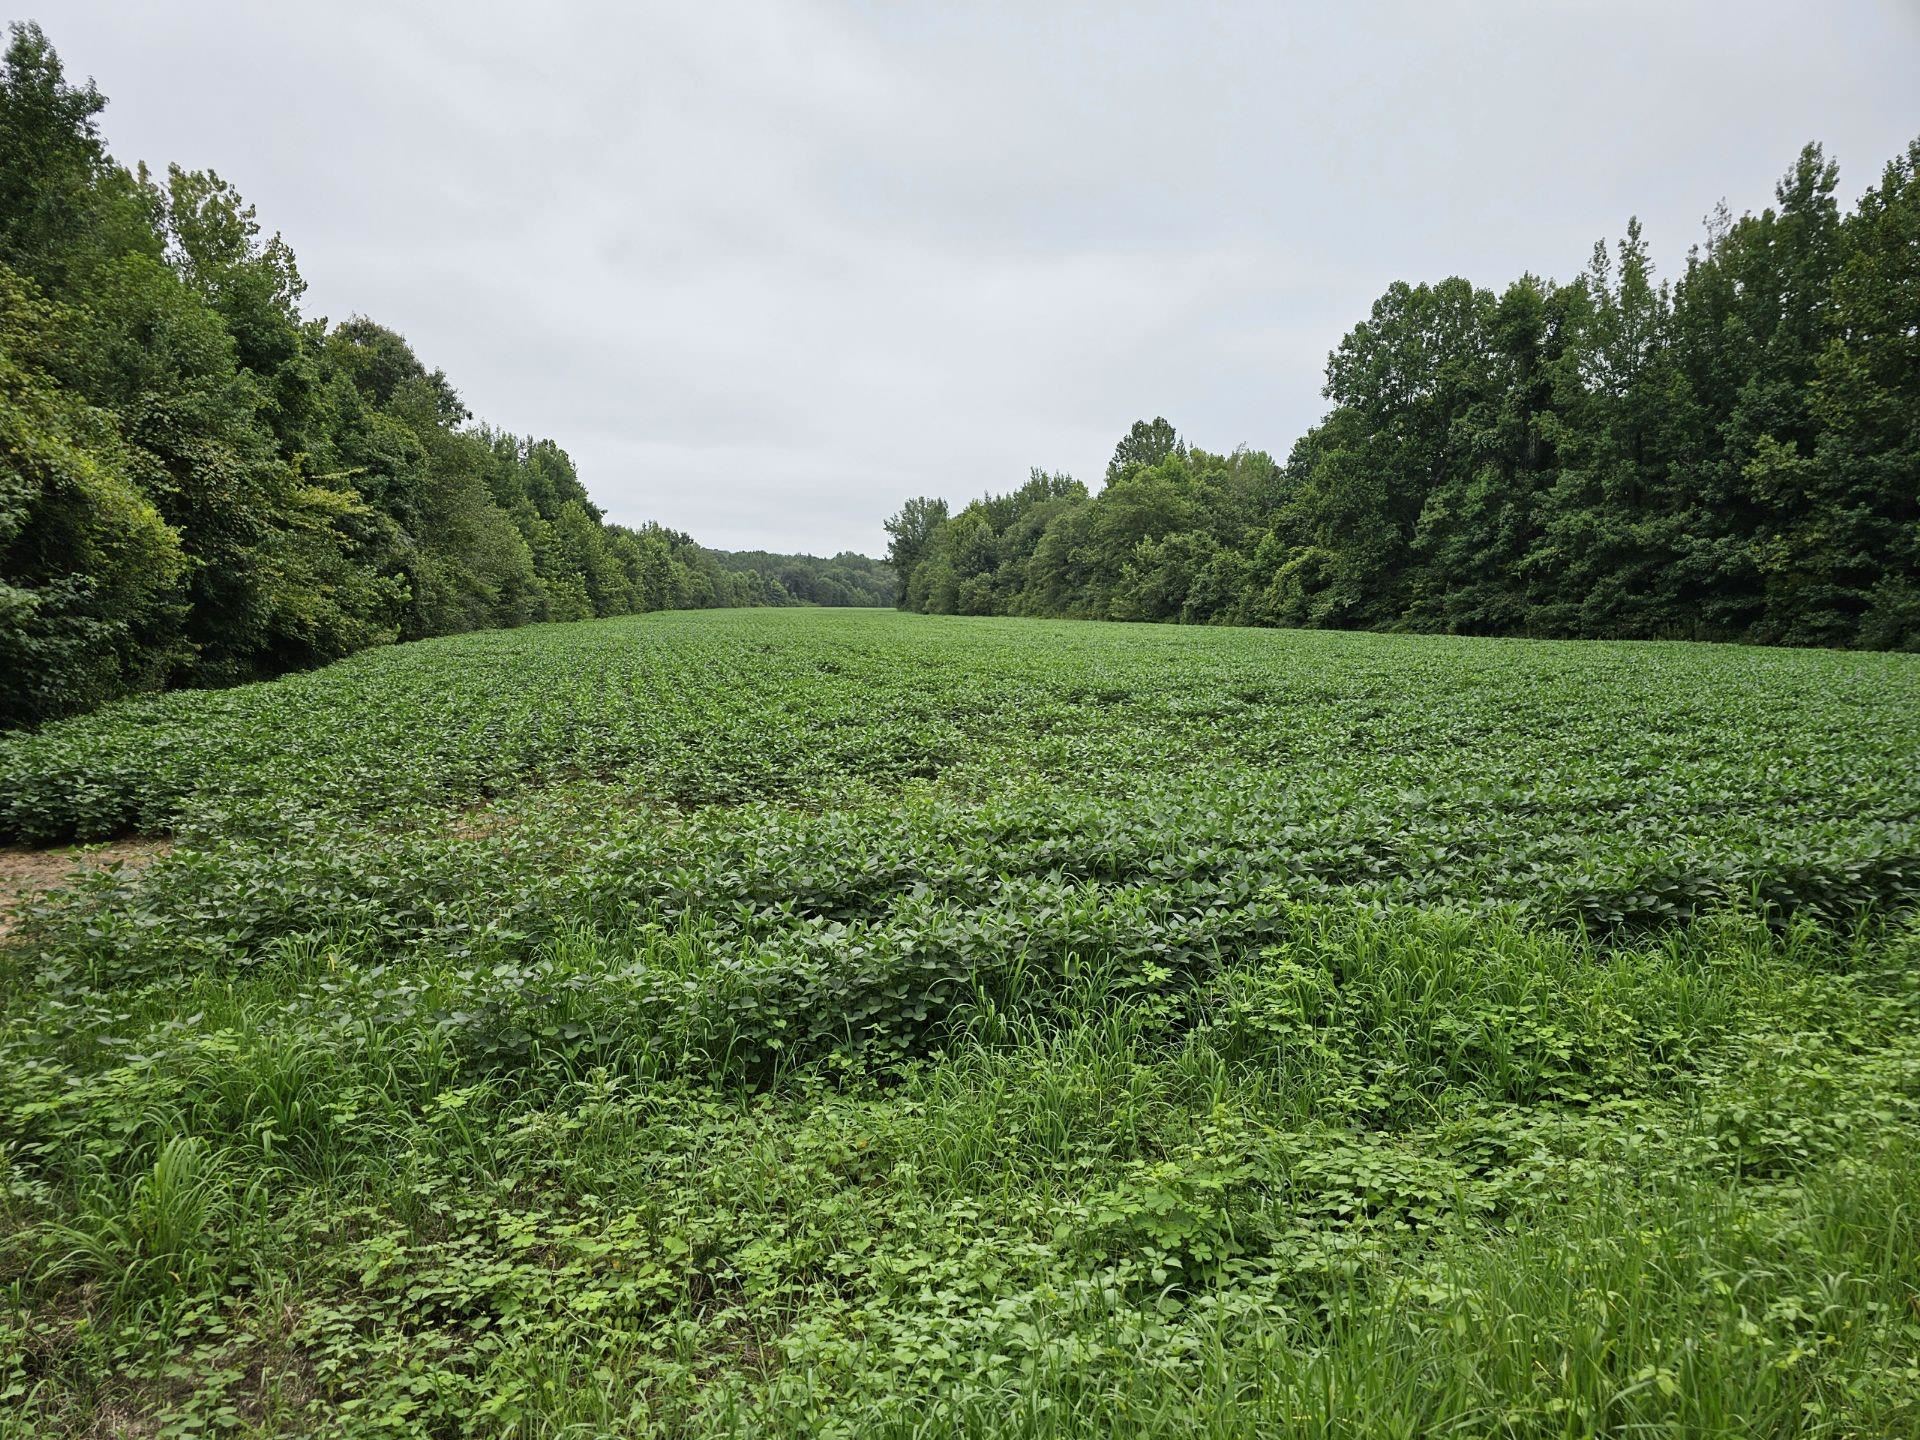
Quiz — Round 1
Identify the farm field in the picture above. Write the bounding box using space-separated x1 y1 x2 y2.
2 607 1918 1437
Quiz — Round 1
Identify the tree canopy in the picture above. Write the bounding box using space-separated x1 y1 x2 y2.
0 24 887 727
887 140 1919 650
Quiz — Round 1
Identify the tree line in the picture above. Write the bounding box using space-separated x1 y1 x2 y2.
706 550 895 608
888 140 1919 650
0 24 879 729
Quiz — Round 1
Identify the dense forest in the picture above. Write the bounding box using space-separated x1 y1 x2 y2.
707 549 894 608
0 24 882 729
888 141 1920 650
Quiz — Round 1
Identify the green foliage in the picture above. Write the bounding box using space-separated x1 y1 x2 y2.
0 25 885 729
889 139 1920 652
0 265 185 726
0 22 119 293
1107 416 1184 482
884 495 949 605
0 610 1917 1432
707 549 895 608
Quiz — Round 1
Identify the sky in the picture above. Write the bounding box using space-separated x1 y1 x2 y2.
32 1 1920 556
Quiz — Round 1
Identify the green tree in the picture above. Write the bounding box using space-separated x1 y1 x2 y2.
884 495 949 608
1106 417 1183 482
0 264 185 724
1805 140 1920 648
0 23 120 291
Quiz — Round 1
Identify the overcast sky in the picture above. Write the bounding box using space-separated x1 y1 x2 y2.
34 1 1920 555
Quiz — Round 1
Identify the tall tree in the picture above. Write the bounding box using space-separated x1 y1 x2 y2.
884 495 949 606
1106 416 1183 482
881 137 1919 653
0 24 822 726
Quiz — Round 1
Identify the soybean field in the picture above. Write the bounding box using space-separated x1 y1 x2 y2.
2 608 1918 1437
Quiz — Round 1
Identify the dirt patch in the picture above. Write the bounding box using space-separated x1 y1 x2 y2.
0 837 171 941
86 1403 161 1439
447 803 517 842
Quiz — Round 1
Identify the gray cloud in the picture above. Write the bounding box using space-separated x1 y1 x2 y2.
36 0 1920 553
